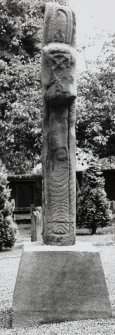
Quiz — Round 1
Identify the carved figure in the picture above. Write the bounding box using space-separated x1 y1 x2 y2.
41 3 76 245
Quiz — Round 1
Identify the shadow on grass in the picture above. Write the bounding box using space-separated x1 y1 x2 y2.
76 231 91 236
0 308 12 329
76 221 114 236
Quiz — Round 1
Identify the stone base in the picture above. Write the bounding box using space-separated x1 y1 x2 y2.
12 242 112 328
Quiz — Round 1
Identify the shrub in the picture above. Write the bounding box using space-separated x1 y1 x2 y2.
0 161 17 250
76 164 112 234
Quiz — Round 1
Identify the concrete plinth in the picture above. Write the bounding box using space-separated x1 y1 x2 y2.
12 242 112 328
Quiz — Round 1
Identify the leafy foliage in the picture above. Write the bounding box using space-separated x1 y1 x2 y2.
76 34 115 159
76 164 112 234
0 161 17 250
0 0 43 173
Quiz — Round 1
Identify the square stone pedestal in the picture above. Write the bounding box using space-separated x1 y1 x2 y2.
12 242 112 328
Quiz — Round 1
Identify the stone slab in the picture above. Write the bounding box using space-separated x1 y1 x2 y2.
12 242 112 328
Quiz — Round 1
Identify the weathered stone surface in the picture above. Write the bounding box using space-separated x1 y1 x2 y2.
41 3 76 245
42 43 76 102
12 243 112 328
43 0 69 6
31 206 42 242
43 3 76 46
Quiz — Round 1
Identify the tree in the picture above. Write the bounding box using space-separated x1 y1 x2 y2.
76 33 115 159
0 160 17 250
0 59 42 173
0 0 43 173
76 164 112 234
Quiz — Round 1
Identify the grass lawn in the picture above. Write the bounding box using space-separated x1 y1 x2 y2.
0 220 115 334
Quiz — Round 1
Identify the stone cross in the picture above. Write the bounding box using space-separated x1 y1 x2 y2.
41 3 76 245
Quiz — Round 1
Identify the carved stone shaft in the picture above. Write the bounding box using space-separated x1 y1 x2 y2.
41 3 76 245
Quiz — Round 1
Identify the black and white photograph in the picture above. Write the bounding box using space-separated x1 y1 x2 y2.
0 0 115 334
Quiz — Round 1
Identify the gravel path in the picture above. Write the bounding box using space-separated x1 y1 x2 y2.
0 224 115 334
0 319 115 335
